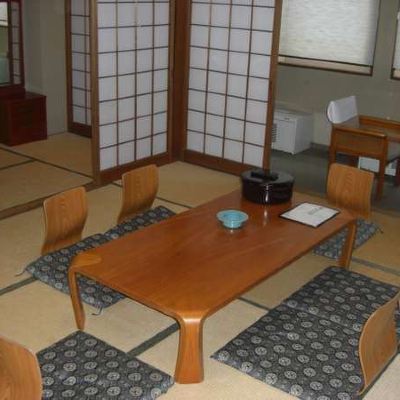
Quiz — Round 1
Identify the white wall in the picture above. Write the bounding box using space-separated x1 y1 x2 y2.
276 0 400 146
23 0 66 135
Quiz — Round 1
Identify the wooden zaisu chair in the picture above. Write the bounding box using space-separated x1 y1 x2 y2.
117 164 158 224
0 335 42 400
41 186 88 255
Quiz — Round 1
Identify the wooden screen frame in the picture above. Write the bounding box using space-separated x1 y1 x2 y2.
86 0 282 184
90 0 176 184
65 0 92 138
171 0 283 175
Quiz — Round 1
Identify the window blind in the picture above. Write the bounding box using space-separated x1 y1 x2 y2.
0 3 7 27
393 11 400 78
280 0 380 71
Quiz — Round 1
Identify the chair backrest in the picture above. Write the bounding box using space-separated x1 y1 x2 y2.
117 164 158 224
41 186 88 255
358 290 400 393
0 335 42 400
327 163 374 219
327 95 358 124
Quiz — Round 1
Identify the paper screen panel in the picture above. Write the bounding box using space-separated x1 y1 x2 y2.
97 0 170 171
10 1 21 84
187 0 275 167
70 0 91 126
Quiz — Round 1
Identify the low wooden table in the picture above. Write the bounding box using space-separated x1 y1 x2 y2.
68 190 357 384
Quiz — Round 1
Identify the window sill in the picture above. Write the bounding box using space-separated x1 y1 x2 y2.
278 56 372 76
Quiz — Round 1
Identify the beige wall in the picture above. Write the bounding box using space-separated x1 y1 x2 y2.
23 0 66 135
276 0 400 145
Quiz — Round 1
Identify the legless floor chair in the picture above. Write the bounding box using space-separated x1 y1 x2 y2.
326 164 399 393
41 187 88 255
327 163 374 220
0 335 42 400
117 164 158 224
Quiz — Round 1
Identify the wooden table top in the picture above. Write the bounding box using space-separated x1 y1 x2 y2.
76 190 355 320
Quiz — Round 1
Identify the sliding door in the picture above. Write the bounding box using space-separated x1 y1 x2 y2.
66 0 92 137
184 0 281 173
93 0 173 181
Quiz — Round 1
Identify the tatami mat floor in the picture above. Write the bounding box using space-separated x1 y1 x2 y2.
0 132 93 176
0 134 399 399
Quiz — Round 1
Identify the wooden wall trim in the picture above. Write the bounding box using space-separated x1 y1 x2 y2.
99 154 171 184
69 122 92 138
263 0 282 169
90 0 100 183
171 0 191 160
184 150 253 176
65 0 73 134
167 0 176 162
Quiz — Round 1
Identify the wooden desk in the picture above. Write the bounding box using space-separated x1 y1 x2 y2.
68 191 357 384
338 115 400 143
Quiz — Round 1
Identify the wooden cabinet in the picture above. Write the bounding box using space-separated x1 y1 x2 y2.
0 92 47 146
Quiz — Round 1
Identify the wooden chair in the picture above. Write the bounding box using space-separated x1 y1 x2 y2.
327 163 374 220
0 335 42 400
327 96 400 200
358 290 400 393
117 164 158 224
41 186 88 255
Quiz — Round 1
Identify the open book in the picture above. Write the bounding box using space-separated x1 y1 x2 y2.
280 202 339 228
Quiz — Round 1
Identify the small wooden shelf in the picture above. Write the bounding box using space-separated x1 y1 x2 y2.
0 92 47 146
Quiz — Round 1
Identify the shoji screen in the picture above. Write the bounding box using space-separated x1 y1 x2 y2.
186 0 279 170
96 0 171 173
67 0 92 136
10 0 22 85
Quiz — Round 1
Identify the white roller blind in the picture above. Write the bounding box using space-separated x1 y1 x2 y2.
280 0 380 66
394 12 400 76
0 3 8 26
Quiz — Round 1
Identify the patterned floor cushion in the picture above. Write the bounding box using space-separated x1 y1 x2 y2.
213 267 399 400
313 219 379 260
26 234 124 310
104 206 176 240
213 304 364 400
37 331 174 399
26 206 176 310
283 266 400 333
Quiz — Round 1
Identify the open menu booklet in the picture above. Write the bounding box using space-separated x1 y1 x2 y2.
280 202 339 228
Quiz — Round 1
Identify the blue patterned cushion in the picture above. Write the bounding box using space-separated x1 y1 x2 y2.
37 331 174 399
26 207 176 310
283 266 400 333
25 234 123 310
213 304 363 399
313 219 379 260
213 268 399 400
104 206 176 240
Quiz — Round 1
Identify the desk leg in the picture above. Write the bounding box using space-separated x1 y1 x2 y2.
68 266 86 330
339 221 357 268
68 252 102 329
175 316 204 384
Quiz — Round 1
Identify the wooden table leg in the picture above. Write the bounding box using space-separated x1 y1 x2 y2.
68 265 85 330
174 315 204 384
338 220 357 268
67 252 101 330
